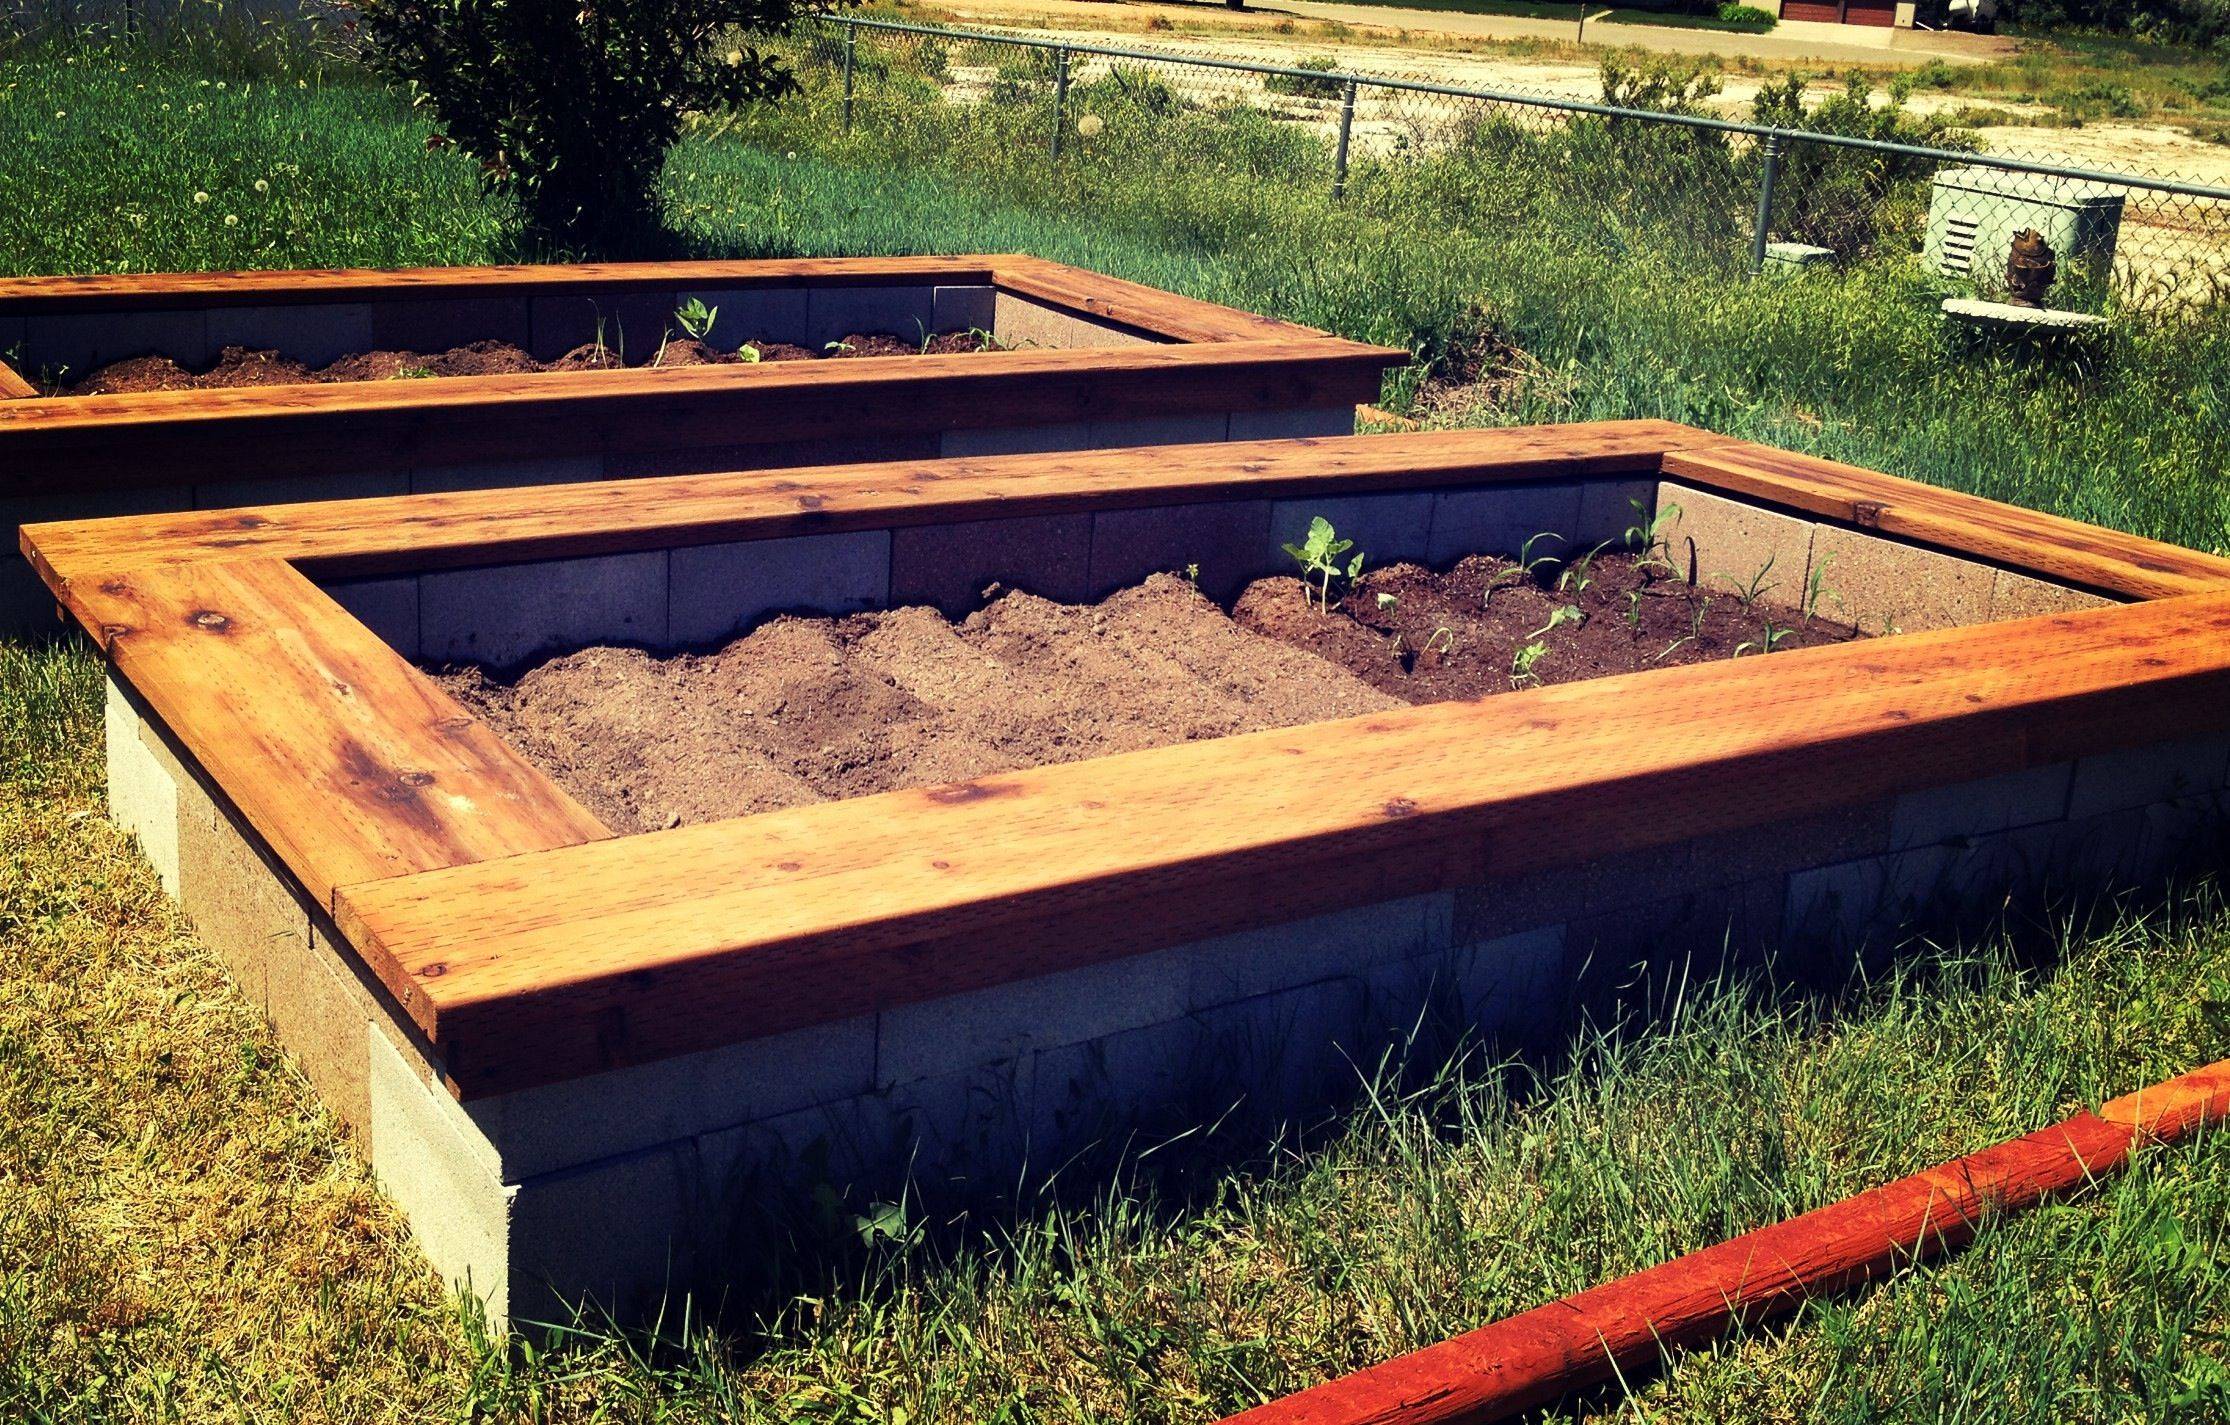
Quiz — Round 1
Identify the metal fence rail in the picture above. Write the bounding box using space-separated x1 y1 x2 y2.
810 12 2230 310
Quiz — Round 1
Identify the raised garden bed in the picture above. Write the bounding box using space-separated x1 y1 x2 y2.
24 421 2230 1328
0 254 1404 632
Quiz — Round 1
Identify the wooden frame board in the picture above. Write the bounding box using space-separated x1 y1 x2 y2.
0 255 1400 493
24 421 2230 1100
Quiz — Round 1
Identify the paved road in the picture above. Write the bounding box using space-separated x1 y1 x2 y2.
927 0 2015 66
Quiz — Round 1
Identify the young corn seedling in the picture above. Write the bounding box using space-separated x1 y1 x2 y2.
1723 554 1778 610
1510 640 1548 687
1488 531 1564 606
1734 617 1793 658
1653 595 1712 663
1624 498 1682 577
1283 516 1365 614
1528 603 1585 640
1803 554 1841 621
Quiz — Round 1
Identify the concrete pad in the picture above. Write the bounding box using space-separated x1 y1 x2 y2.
419 551 669 668
1656 482 1816 613
938 422 1093 457
1425 483 1585 566
672 287 810 351
889 512 1093 615
668 531 891 647
1269 492 1436 570
805 286 937 348
1227 406 1357 441
1990 569 2114 622
1086 499 1275 601
1807 524 1996 635
206 302 375 367
322 577 421 659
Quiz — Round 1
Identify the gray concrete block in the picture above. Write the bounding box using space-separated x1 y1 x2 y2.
938 422 1093 457
991 292 1152 350
931 284 998 335
1086 412 1229 448
1989 569 2114 623
323 576 421 659
1028 1014 1213 1155
193 470 408 511
205 302 375 367
1575 479 1660 549
105 674 180 895
409 456 605 494
527 291 676 363
1183 893 1450 1011
1808 524 1996 635
177 779 313 1012
1442 925 1567 1039
1191 975 1376 1117
24 309 210 379
2067 736 2230 820
1088 500 1276 602
468 1013 878 1182
1426 483 1585 566
1656 483 1815 614
876 944 1195 1090
1888 762 2073 851
1227 406 1356 441
889 513 1092 615
695 1090 899 1204
805 286 937 348
508 1143 691 1322
419 551 669 668
369 297 530 355
673 287 810 351
0 315 23 362
888 1054 1036 1184
1269 493 1436 570
370 1031 516 1318
668 531 891 647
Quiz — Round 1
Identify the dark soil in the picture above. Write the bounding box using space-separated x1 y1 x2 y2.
434 554 1860 834
56 330 990 396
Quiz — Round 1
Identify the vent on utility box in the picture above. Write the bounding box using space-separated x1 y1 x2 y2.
1937 214 1980 276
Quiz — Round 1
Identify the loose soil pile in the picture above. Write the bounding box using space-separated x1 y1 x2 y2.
436 554 1859 833
57 330 987 396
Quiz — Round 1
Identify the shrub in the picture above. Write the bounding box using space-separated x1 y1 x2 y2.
353 0 814 250
1750 72 1975 259
1265 55 1345 101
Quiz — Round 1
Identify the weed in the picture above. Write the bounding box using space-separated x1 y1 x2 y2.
1528 602 1586 639
1510 637 1547 685
1283 515 1365 613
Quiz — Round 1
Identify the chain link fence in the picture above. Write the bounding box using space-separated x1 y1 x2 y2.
799 13 2230 314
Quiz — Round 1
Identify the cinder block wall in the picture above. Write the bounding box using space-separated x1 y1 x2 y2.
99 478 2202 1327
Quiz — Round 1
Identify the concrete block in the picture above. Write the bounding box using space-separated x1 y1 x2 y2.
409 456 605 494
1087 499 1275 602
1191 975 1375 1118
24 309 210 379
931 284 998 335
323 576 421 659
1269 493 1436 570
1575 479 1660 549
1456 841 1706 946
1028 1014 1214 1155
805 285 937 347
669 531 891 647
1227 406 1356 441
177 780 314 1011
888 1054 1036 1185
469 1014 877 1182
672 287 810 351
1784 842 1984 957
370 1032 516 1317
991 292 1152 350
0 314 23 362
527 290 676 363
2067 736 2230 820
939 422 1093 457
369 297 530 355
1564 875 1786 1003
5 485 198 638
1888 762 2073 851
1426 483 1585 566
205 302 375 367
1184 893 1450 1010
1086 412 1229 448
876 944 1195 1090
1442 925 1567 1042
1807 525 1996 635
419 551 669 668
889 512 1092 615
1990 569 2114 623
193 470 408 511
105 674 180 895
508 1143 692 1322
1656 483 1815 614
695 1090 900 1206
1683 800 1895 891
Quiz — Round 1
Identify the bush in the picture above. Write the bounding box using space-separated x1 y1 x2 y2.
1750 72 1974 259
353 0 813 250
1265 55 1345 101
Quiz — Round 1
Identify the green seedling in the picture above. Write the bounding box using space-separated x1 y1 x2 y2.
1528 603 1585 640
1622 588 1644 633
1510 639 1547 686
825 339 856 355
673 297 718 342
1557 546 1600 598
1375 591 1399 613
1490 531 1565 605
390 364 436 380
1734 617 1793 658
1803 554 1840 621
734 343 764 364
1625 498 1682 575
1652 594 1712 663
1283 516 1364 614
1722 553 1777 610
1422 626 1455 658
965 326 1005 353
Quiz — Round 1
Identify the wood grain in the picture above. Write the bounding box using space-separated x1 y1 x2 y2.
333 590 2230 1097
0 337 1403 492
23 422 1701 592
993 256 1327 343
0 358 36 400
1664 440 2230 600
87 559 607 907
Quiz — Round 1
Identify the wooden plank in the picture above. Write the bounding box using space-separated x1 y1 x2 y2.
992 256 1329 344
1664 440 2230 600
0 256 1012 312
92 559 607 907
333 590 2230 1097
23 422 1703 592
0 337 1405 493
0 358 37 400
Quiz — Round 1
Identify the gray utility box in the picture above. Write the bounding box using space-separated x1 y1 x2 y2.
1925 166 2125 292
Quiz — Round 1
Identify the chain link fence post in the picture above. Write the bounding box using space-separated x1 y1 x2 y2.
1750 132 1786 276
841 22 857 134
1333 79 1358 201
1051 49 1071 161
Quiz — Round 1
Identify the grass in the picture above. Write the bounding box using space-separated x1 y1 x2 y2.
1918 31 2230 141
4 35 2230 1422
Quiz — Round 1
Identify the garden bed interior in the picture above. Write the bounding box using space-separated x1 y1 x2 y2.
25 421 2230 1327
0 254 1403 633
